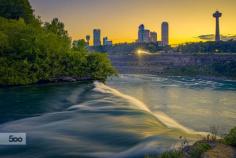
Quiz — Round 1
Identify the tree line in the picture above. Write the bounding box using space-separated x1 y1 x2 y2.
176 41 236 53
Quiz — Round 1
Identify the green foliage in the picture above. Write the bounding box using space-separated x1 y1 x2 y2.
212 61 236 78
188 142 211 158
142 43 165 53
145 150 183 158
0 0 34 23
86 53 117 82
177 41 236 53
166 61 236 79
159 150 184 158
224 127 236 146
73 39 87 52
0 16 116 86
44 18 70 41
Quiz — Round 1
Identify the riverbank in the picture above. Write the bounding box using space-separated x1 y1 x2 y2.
146 127 236 158
146 141 236 158
0 76 94 88
39 76 94 84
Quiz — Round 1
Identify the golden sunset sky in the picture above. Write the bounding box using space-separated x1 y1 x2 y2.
30 0 236 45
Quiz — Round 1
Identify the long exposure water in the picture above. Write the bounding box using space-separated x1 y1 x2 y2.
0 74 236 158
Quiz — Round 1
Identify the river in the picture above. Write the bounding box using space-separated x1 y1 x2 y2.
0 74 235 158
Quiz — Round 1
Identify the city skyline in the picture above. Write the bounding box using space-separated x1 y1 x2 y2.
29 0 236 45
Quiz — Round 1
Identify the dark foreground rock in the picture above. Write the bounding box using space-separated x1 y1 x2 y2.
182 141 236 158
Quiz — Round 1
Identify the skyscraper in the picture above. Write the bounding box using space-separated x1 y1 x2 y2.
138 24 145 43
161 22 169 46
93 29 101 46
150 32 157 43
138 24 152 43
143 29 150 43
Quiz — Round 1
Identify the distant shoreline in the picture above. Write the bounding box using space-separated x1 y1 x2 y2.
110 53 236 80
1 52 236 87
119 73 236 81
1 73 235 89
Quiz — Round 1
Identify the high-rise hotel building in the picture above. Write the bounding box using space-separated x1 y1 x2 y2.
161 22 169 46
93 29 101 46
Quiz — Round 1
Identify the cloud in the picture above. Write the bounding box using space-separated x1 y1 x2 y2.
197 34 236 41
198 34 214 40
221 35 236 41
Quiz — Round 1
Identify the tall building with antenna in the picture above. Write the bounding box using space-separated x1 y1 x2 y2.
213 11 222 42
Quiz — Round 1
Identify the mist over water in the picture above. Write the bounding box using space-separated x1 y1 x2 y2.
0 74 236 158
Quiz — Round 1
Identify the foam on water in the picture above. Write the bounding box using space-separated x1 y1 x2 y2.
94 81 207 135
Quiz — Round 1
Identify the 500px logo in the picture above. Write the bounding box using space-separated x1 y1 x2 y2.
9 135 23 143
0 133 26 145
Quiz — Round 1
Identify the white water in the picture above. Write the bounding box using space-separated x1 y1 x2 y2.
94 81 208 135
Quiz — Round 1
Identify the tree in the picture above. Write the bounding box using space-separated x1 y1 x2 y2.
0 17 116 86
0 0 116 86
44 18 70 40
0 0 34 23
73 39 87 52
